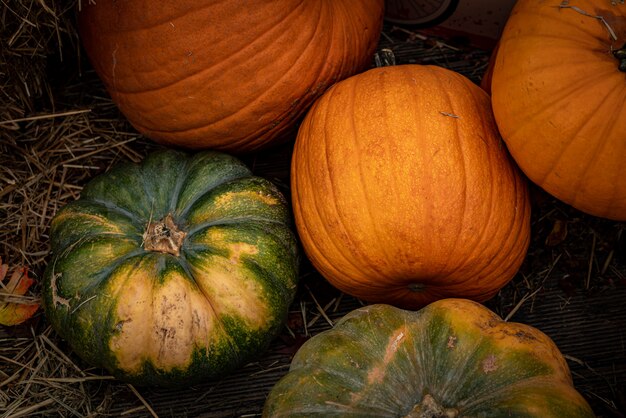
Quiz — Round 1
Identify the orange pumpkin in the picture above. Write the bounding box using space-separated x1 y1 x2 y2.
78 1 384 153
291 65 531 309
490 0 626 220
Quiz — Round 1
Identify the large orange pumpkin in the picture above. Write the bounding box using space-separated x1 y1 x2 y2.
78 1 384 153
490 0 626 220
291 65 531 309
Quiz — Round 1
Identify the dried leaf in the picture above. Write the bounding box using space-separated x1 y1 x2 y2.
0 258 40 326
545 220 568 246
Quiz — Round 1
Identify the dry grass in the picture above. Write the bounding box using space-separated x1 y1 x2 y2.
1 1 625 417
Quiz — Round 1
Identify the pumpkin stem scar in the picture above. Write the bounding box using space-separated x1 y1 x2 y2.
408 283 426 292
558 1 618 40
143 213 187 256
50 272 71 308
404 394 459 418
613 43 626 71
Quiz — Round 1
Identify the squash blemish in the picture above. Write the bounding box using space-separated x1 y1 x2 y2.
482 354 498 373
446 335 457 349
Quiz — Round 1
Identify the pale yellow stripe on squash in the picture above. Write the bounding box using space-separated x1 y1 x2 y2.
109 262 220 373
188 189 281 225
107 264 153 374
215 190 280 207
190 255 270 331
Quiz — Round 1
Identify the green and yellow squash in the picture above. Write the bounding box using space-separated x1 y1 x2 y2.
263 299 594 417
43 150 299 386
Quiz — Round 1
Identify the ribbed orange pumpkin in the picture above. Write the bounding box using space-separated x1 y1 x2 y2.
291 65 531 309
490 0 626 220
78 1 384 153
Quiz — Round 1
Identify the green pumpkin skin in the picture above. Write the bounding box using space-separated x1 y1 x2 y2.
263 299 595 417
43 150 299 386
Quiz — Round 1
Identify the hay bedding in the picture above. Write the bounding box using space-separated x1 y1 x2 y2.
1 1 625 417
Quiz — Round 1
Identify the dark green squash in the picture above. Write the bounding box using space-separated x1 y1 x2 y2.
43 150 299 386
263 299 594 417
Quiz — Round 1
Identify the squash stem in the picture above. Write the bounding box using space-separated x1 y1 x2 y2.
404 394 459 418
143 213 186 256
613 43 626 72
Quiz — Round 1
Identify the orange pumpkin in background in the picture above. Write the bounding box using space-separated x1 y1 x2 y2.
291 65 531 309
489 0 626 220
78 1 384 153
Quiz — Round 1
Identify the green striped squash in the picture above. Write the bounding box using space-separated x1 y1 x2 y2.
263 299 594 417
43 150 299 386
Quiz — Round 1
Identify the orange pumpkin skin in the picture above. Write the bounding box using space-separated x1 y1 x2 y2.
78 1 384 153
491 0 626 220
291 65 531 309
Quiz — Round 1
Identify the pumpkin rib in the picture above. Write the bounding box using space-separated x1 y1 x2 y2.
102 256 157 370
348 71 398 277
495 62 614 146
107 1 311 96
214 2 334 151
448 86 505 284
98 2 228 36
302 84 383 284
460 374 567 411
177 252 246 368
50 234 146 307
409 72 516 299
427 70 472 282
73 198 144 228
185 216 288 238
176 163 254 220
116 3 326 142
452 175 527 298
429 69 527 301
563 81 626 205
527 71 623 186
166 155 191 215
179 180 256 223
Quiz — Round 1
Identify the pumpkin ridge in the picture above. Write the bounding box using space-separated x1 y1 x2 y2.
425 68 470 281
177 257 243 371
439 171 528 300
184 256 279 365
529 70 625 186
566 82 626 208
48 235 146 312
437 88 501 287
107 1 311 96
60 254 155 373
175 154 253 218
96 2 228 36
81 197 145 226
299 84 382 283
348 70 398 276
156 1 329 151
135 151 188 218
104 256 157 370
496 62 614 148
168 153 191 215
459 375 591 415
184 216 287 237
